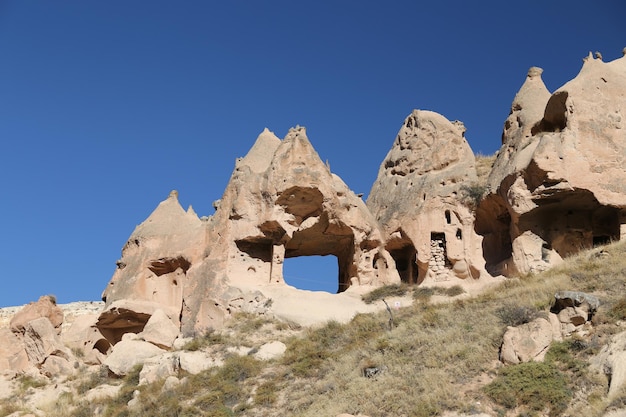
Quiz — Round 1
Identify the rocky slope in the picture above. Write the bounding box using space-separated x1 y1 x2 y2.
0 49 625 417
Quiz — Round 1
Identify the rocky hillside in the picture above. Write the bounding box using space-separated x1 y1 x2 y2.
1 240 626 416
0 50 625 416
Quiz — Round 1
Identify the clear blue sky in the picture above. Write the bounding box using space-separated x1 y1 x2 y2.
0 1 623 306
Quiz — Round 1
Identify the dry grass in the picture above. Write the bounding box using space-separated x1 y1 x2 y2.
7 239 626 417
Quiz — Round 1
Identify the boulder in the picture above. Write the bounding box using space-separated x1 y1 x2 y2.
477 52 626 276
177 351 221 375
84 383 122 402
367 110 486 284
0 328 30 374
10 296 64 334
138 309 180 350
253 341 286 361
96 299 178 345
138 353 179 385
103 340 166 376
590 330 626 398
22 318 73 369
162 375 181 391
500 317 553 364
551 291 599 336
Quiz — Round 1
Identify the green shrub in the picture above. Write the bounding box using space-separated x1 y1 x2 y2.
17 374 47 392
282 335 332 378
254 380 278 406
76 370 108 394
484 361 571 416
607 296 626 321
444 285 465 297
183 328 225 351
495 304 540 327
413 286 435 301
459 183 487 210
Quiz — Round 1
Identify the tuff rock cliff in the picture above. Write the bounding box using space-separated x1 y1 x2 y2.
477 51 626 276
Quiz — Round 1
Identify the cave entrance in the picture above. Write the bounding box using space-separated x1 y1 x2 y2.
282 255 339 293
386 230 419 284
389 245 418 284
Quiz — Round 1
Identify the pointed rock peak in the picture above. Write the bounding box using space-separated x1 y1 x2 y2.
283 125 309 143
527 66 543 79
274 125 320 163
258 127 280 142
239 128 281 173
288 124 306 134
187 205 198 217
131 191 200 239
509 67 551 115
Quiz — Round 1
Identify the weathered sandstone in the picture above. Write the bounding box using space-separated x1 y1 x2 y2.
477 53 626 275
368 110 487 284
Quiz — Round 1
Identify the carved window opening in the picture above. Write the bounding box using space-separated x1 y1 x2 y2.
445 210 451 224
282 255 339 293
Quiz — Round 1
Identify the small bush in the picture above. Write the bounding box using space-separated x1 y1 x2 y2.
282 335 332 378
444 285 465 297
254 380 278 406
607 296 626 321
484 361 571 416
217 355 262 383
413 286 435 301
362 284 408 304
17 374 47 391
495 304 540 327
183 328 225 351
459 183 487 210
76 370 108 394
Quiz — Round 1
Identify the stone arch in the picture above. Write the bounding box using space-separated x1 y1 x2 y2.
282 213 355 293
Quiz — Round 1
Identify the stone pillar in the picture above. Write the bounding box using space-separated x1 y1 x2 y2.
620 223 626 241
270 245 285 284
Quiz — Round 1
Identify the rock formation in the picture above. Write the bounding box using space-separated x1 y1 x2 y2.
99 127 400 339
367 110 487 284
0 296 76 377
477 53 626 276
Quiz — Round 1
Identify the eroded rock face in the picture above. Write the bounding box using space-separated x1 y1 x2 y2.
209 126 397 290
10 296 64 335
101 190 204 310
477 53 626 275
367 110 486 284
100 127 399 338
